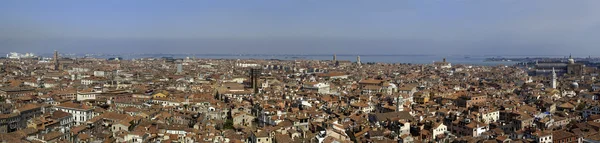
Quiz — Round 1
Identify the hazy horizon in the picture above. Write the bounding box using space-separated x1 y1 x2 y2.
2 0 600 55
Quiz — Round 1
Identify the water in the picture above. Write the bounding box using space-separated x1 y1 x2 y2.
93 54 519 66
4 52 520 66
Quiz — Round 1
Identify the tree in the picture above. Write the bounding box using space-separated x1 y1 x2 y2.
576 102 586 110
223 119 234 130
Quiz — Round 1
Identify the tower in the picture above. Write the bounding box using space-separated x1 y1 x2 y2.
176 64 183 74
250 68 261 94
397 95 404 111
552 67 557 89
333 54 337 62
53 50 60 70
357 55 361 66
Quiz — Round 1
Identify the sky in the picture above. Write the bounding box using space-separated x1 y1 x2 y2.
1 0 600 55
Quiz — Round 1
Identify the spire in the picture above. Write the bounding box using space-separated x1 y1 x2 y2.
552 67 557 89
397 95 404 111
357 55 361 66
333 54 337 61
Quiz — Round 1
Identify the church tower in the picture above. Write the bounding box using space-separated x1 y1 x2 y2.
357 55 361 66
53 50 60 70
333 54 337 62
397 95 404 111
552 67 557 89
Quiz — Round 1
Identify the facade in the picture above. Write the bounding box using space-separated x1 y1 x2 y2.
0 87 35 98
54 102 94 125
479 110 500 124
534 55 584 76
302 82 330 94
432 122 447 139
76 92 97 101
433 58 452 69
0 113 22 133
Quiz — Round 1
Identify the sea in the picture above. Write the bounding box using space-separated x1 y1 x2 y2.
89 54 520 66
6 52 534 66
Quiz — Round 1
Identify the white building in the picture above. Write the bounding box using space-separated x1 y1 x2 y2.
7 52 36 59
76 87 102 101
236 63 260 68
81 76 107 85
472 123 488 137
123 132 149 143
432 123 447 139
54 102 95 125
303 82 330 94
433 58 452 69
93 71 106 77
537 132 553 143
479 110 499 124
76 92 97 101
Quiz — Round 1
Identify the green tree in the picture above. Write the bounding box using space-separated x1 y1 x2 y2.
576 102 586 110
223 119 234 129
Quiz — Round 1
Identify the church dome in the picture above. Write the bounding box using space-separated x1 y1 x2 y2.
571 82 579 89
568 55 575 64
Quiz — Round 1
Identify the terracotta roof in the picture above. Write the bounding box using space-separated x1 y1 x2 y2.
16 103 41 111
56 102 92 110
43 131 64 141
51 110 71 119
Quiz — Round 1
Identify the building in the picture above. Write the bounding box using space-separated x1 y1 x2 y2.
51 110 73 128
54 50 60 70
0 87 36 98
552 130 578 143
0 113 22 133
433 58 452 69
16 103 43 122
431 122 447 140
6 52 36 59
357 55 361 66
54 102 94 125
176 63 183 74
534 55 584 76
479 110 499 124
302 82 330 94
333 54 337 62
250 68 261 94
248 130 273 143
552 68 557 88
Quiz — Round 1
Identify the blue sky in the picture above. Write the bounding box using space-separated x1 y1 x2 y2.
1 0 600 55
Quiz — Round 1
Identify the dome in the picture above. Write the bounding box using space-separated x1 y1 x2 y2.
568 54 575 64
571 82 579 89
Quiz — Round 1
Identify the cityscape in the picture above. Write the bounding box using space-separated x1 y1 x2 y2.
2 1 600 143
